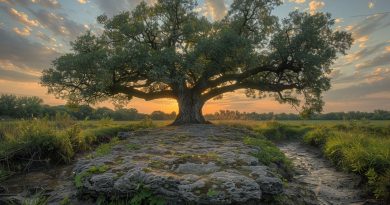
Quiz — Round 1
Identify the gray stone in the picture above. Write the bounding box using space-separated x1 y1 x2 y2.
175 162 220 174
117 131 134 139
242 166 283 194
88 173 117 193
210 171 262 203
237 154 259 165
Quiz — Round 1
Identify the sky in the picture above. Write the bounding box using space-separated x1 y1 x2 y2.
0 0 389 114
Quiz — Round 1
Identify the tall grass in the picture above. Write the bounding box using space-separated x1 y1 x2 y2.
302 123 390 201
244 120 389 201
0 117 155 181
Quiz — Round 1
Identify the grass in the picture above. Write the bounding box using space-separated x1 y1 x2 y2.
243 136 293 179
299 122 390 200
224 120 389 201
0 118 156 181
91 184 166 205
1 118 389 202
92 137 121 158
243 136 289 166
315 129 390 200
74 164 110 188
206 188 219 197
22 193 49 205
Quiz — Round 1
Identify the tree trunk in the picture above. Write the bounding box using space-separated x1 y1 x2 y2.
171 90 207 125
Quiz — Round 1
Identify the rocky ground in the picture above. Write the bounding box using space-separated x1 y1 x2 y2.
73 125 288 204
0 125 373 205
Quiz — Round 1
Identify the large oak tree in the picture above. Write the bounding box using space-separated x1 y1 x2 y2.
41 0 352 125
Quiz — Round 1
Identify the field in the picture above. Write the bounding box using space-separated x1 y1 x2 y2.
0 119 389 203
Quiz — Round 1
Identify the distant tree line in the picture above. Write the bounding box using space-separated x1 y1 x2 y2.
1 94 389 121
205 110 390 120
0 94 176 121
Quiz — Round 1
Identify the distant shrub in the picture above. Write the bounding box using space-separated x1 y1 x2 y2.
136 117 155 129
303 126 331 146
255 121 309 141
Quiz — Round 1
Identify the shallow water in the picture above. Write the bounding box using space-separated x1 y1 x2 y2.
278 141 368 205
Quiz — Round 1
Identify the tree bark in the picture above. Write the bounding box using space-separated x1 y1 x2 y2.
171 90 207 125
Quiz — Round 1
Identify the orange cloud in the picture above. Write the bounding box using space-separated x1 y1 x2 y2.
356 35 369 48
199 0 227 21
368 2 375 9
335 18 344 23
289 0 306 3
12 26 31 36
309 1 325 15
365 67 390 83
8 8 40 27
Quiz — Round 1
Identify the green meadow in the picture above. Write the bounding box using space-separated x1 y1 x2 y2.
1 119 389 202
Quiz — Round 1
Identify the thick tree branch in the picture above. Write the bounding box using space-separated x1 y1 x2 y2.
201 81 300 101
111 85 176 101
194 65 276 93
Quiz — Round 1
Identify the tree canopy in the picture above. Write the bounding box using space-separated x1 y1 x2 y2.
41 0 353 124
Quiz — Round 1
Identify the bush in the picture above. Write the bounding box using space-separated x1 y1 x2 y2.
303 126 331 146
0 120 74 172
255 121 309 141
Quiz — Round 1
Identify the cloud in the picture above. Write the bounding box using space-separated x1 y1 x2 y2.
4 7 40 27
93 0 154 17
33 0 61 9
0 67 38 82
29 9 86 40
349 13 390 40
36 31 56 43
368 1 374 9
356 52 390 70
341 13 390 49
204 0 227 21
309 1 325 15
12 26 31 36
325 72 390 102
0 2 82 42
335 18 344 23
289 0 305 3
332 66 390 86
355 35 369 48
1 0 61 9
0 28 60 70
78 0 88 4
0 59 40 82
364 67 390 83
345 42 387 63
